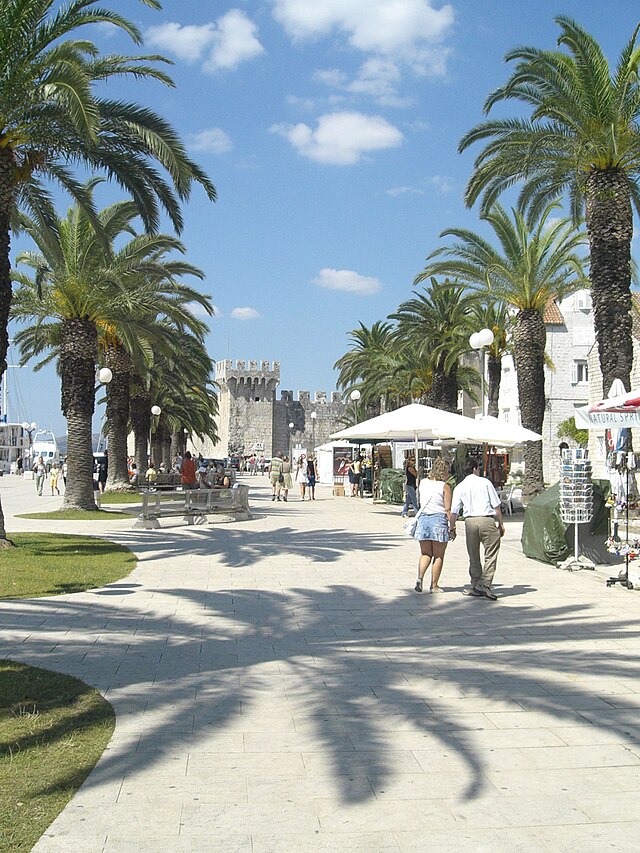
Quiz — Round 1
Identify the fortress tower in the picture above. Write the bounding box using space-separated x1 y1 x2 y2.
199 359 346 459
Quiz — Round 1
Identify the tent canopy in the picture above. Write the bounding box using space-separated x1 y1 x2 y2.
330 403 541 447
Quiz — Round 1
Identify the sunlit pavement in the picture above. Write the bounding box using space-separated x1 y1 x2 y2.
2 473 640 853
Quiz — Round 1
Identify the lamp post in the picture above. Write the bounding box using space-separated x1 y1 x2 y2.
288 421 295 460
21 421 37 465
350 389 361 424
310 411 317 453
150 405 161 464
469 328 494 417
95 367 113 452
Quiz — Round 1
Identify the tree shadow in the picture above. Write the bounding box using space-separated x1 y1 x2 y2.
3 576 640 807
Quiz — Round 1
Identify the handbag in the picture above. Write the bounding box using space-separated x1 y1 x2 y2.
278 473 284 484
402 490 434 537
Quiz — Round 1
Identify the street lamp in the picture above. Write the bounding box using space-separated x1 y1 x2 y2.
150 405 161 464
95 368 112 452
288 421 295 459
310 411 317 453
350 389 361 424
469 328 494 417
21 421 37 464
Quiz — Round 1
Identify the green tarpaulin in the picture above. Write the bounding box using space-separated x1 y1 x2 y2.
521 480 610 565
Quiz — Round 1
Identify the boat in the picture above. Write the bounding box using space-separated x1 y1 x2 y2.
30 429 61 470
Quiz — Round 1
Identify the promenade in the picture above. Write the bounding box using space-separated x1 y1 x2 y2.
1 474 640 852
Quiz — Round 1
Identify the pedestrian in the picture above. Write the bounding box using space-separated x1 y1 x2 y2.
449 457 505 601
181 450 197 490
34 456 46 496
16 454 23 476
349 454 364 497
413 458 452 594
129 463 139 486
259 455 266 475
269 454 284 500
306 454 318 500
145 461 157 488
97 451 108 493
401 455 419 518
49 462 61 495
62 458 68 488
281 455 293 502
295 454 308 500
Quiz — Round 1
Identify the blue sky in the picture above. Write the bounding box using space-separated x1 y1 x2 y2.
6 0 640 436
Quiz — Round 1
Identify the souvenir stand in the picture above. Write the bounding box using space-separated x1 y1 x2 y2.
557 448 595 571
574 384 640 589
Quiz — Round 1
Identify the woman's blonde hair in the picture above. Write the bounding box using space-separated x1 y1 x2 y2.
428 457 450 482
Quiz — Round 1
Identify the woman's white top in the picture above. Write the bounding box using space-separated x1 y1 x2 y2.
418 478 446 515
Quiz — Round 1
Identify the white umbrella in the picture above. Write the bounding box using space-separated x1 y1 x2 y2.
330 402 463 442
435 415 542 447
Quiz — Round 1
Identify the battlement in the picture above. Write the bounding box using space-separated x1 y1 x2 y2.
216 359 280 382
278 391 342 404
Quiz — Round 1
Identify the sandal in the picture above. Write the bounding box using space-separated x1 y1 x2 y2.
414 578 423 593
430 586 444 594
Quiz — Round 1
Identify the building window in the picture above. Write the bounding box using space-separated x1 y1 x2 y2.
574 291 592 311
571 360 589 384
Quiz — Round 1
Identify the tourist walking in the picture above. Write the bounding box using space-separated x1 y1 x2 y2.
269 454 284 501
16 454 23 476
413 458 452 594
34 456 46 496
62 458 68 488
449 457 505 600
296 454 308 500
281 455 293 502
401 455 419 517
49 462 61 495
306 455 318 500
348 454 363 497
181 450 197 490
97 452 108 493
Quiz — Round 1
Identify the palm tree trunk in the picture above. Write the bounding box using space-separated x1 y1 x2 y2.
486 353 502 418
61 319 98 510
0 148 15 545
585 169 633 396
130 378 150 476
427 358 458 412
104 345 133 491
513 309 546 502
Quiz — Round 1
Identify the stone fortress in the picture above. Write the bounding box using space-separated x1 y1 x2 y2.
198 360 347 459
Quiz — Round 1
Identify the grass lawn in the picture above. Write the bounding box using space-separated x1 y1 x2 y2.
0 533 136 599
98 491 143 504
16 508 134 521
0 659 115 853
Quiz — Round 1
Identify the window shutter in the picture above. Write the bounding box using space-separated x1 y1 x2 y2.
570 361 578 384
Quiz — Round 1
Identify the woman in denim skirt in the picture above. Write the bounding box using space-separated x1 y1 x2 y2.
413 458 454 594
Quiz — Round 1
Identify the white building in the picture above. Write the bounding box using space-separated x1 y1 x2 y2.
498 289 595 483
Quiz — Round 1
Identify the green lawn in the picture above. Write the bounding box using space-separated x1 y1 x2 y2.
98 491 143 504
0 533 136 599
16 508 134 521
0 660 115 853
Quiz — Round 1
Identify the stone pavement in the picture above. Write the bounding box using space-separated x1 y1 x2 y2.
2 474 640 852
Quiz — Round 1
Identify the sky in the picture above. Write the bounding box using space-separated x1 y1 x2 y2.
6 0 640 437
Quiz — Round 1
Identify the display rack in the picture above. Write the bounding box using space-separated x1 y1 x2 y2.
558 448 595 571
605 448 640 589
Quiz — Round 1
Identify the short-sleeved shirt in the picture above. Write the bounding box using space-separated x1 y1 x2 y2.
451 474 501 518
181 457 197 485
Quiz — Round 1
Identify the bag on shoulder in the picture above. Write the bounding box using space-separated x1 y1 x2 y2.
403 517 418 537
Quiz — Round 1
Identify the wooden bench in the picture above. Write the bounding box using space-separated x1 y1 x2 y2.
133 485 251 529
140 472 181 491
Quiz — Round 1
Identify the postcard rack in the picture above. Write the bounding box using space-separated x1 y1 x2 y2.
558 448 595 571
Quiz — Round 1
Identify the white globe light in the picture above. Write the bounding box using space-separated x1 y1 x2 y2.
22 421 29 430
310 411 317 419
469 332 481 349
477 328 495 347
151 405 162 416
98 367 113 384
350 389 361 401
288 422 294 429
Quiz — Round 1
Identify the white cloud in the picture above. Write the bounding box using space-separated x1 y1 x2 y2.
187 301 217 319
204 10 265 71
272 0 454 67
270 111 403 165
145 10 264 72
386 185 425 197
312 268 382 295
429 175 453 193
231 307 261 320
190 128 233 154
145 21 216 61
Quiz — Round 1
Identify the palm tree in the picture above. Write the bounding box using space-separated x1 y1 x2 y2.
459 16 640 398
334 322 397 415
11 195 210 508
391 279 481 412
416 203 587 500
0 0 216 539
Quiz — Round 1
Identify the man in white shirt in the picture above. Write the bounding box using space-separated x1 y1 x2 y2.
450 457 505 600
